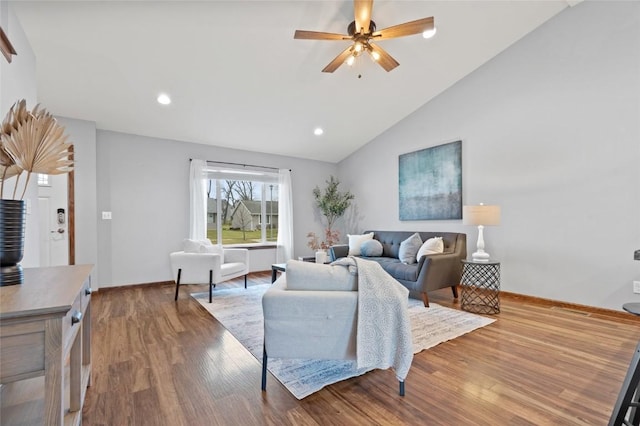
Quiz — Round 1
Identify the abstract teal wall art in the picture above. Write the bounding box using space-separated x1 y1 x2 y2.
399 140 462 220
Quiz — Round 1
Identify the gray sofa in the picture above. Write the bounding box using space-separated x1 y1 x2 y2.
329 230 467 307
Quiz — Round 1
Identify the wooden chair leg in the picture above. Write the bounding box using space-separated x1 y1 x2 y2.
421 292 430 307
452 285 459 299
174 269 182 301
209 270 213 303
261 346 268 391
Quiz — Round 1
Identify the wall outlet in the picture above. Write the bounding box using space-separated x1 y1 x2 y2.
101 211 112 220
634 281 640 294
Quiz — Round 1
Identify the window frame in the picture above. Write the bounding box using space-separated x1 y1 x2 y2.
205 167 279 247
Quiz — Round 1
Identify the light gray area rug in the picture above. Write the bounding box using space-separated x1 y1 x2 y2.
192 284 495 399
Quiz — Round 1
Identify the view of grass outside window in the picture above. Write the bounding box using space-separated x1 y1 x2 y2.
206 178 279 245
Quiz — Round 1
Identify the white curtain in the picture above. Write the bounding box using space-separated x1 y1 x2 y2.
189 159 207 240
276 169 293 262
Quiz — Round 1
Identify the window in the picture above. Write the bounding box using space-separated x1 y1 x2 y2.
205 169 279 245
37 174 50 186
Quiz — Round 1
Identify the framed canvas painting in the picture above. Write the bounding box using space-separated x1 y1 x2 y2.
399 140 462 220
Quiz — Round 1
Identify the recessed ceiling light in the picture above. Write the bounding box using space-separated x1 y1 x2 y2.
423 27 437 39
314 127 324 136
157 93 171 105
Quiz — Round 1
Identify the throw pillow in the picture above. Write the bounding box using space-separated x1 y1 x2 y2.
347 232 374 256
200 243 225 263
416 237 444 262
360 239 383 257
183 238 207 253
398 232 423 264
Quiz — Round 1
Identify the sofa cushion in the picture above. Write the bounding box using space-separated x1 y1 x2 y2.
360 239 383 257
370 257 420 282
364 231 462 257
416 237 444 261
286 260 358 291
347 232 374 256
399 233 422 264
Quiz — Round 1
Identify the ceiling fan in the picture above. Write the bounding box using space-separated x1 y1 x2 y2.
294 0 435 73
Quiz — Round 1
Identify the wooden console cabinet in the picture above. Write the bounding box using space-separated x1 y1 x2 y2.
0 265 94 425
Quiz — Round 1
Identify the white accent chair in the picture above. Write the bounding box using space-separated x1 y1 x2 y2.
261 260 405 396
170 239 249 303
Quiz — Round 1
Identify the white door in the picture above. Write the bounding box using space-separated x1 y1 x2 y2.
38 197 51 267
37 174 69 267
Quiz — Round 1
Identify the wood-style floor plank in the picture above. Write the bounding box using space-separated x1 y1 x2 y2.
78 272 640 425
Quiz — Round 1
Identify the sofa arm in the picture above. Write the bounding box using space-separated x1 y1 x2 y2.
329 244 349 261
223 248 249 264
417 252 464 292
286 260 357 291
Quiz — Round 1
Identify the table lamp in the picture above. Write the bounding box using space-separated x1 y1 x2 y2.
463 204 501 262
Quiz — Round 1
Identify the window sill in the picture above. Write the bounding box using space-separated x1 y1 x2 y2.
224 243 277 250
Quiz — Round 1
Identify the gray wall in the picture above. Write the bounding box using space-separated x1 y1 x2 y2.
96 130 336 288
338 1 640 310
55 117 99 286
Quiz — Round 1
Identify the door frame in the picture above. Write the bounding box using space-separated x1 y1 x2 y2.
68 145 75 265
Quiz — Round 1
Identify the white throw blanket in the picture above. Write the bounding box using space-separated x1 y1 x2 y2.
332 256 413 380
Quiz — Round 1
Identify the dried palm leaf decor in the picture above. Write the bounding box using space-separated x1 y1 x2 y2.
0 99 73 200
0 100 73 285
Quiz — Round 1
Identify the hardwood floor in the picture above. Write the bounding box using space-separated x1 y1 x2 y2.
82 272 640 425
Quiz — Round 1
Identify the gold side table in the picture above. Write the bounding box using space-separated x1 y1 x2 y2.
460 260 500 314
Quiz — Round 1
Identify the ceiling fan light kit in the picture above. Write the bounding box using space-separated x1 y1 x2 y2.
294 0 435 73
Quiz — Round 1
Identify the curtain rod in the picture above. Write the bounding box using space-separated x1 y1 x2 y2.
190 158 290 172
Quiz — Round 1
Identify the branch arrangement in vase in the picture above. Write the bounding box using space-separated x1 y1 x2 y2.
307 175 354 251
0 100 73 199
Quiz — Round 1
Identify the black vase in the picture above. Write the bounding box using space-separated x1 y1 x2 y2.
0 199 26 286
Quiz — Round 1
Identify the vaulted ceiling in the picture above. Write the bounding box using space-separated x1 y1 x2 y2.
10 1 570 163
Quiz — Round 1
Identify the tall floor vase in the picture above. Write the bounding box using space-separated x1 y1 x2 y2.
0 199 26 286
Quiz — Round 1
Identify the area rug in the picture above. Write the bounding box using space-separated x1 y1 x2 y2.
192 284 495 399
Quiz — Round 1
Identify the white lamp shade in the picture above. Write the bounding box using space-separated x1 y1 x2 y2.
463 205 501 226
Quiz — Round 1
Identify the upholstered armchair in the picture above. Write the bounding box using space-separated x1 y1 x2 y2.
169 239 249 303
261 260 409 396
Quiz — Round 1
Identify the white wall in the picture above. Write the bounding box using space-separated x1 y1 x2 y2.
0 5 35 112
1 4 39 267
338 1 640 310
96 130 337 288
9 1 636 309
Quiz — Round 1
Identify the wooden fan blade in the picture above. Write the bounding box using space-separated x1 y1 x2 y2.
354 0 373 34
294 30 349 41
372 17 434 40
322 46 354 73
369 43 399 72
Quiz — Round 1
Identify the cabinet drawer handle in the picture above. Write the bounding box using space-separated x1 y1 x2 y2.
71 311 83 325
85 287 93 296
